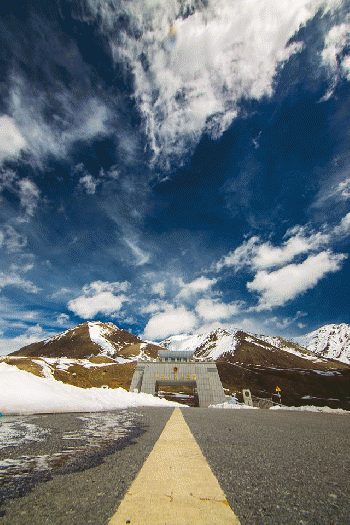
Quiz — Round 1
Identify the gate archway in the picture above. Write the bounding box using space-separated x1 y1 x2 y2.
155 379 199 406
129 357 226 407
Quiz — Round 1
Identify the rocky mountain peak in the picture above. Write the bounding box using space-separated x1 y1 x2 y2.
10 321 160 361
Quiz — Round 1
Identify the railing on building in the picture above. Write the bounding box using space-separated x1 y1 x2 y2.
157 350 194 362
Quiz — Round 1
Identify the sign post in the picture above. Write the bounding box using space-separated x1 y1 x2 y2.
275 386 282 406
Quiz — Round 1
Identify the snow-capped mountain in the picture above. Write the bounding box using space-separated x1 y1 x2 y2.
160 328 238 360
160 328 344 370
295 324 350 364
10 321 160 361
12 321 350 367
6 322 350 409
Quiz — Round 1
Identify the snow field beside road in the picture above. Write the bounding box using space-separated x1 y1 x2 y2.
0 363 179 415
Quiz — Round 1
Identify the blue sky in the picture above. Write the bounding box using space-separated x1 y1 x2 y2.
1 0 350 353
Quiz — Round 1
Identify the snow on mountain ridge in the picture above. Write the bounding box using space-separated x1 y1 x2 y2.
296 323 350 364
259 335 328 363
14 320 350 366
160 325 350 365
88 321 117 357
160 333 208 353
42 327 73 345
160 328 239 360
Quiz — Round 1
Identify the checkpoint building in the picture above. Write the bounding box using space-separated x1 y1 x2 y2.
129 349 226 407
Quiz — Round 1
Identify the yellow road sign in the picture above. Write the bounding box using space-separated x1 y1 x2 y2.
275 386 281 392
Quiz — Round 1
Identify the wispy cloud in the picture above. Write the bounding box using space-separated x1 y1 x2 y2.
151 281 166 297
0 324 50 355
216 210 350 273
264 311 308 330
78 174 98 195
82 280 130 295
0 270 41 294
1 225 27 253
86 0 341 168
18 179 41 218
3 76 110 168
124 237 151 266
0 170 41 220
56 313 70 326
320 15 350 98
0 115 27 165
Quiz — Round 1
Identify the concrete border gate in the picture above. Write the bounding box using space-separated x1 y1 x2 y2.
129 359 226 408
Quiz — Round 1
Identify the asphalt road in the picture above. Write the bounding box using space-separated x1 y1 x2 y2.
0 407 349 524
183 408 350 525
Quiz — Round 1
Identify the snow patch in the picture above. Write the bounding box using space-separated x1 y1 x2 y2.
88 321 117 356
0 418 51 449
270 405 349 414
209 402 258 409
0 363 180 415
33 359 55 379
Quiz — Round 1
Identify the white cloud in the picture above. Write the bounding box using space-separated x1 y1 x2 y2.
76 102 109 142
2 225 27 253
0 171 40 220
216 227 329 273
143 306 197 340
50 287 72 299
9 254 35 273
335 178 350 200
311 175 350 208
7 76 109 167
68 291 128 318
82 280 130 295
18 179 41 217
124 237 151 266
195 298 241 321
264 311 308 330
88 0 336 167
103 165 120 179
56 313 70 326
177 276 217 299
333 212 350 237
0 324 49 356
0 271 41 294
216 211 350 275
216 236 260 272
341 54 350 77
141 300 171 314
321 18 350 79
254 229 328 269
247 250 346 311
151 282 166 297
0 115 27 165
0 168 18 192
79 174 98 195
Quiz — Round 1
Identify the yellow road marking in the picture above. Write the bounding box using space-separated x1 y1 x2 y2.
108 407 241 525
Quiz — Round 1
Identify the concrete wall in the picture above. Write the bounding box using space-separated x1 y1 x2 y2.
129 361 226 407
